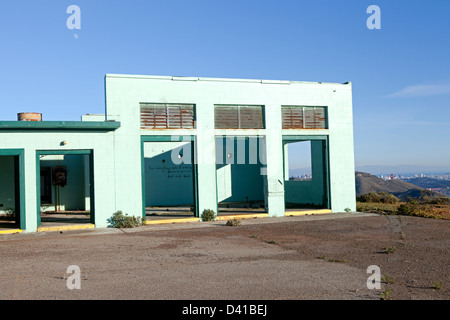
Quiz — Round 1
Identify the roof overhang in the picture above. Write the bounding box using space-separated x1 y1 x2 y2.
0 121 120 131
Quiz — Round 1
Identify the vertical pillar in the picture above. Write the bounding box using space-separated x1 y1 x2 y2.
264 104 285 217
25 149 38 232
195 103 218 218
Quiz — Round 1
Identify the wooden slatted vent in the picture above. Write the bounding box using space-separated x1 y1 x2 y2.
215 105 264 129
140 103 195 129
282 106 327 129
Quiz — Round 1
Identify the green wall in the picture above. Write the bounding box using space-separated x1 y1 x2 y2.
144 141 194 206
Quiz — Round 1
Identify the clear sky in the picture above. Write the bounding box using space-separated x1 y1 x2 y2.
1 1 449 171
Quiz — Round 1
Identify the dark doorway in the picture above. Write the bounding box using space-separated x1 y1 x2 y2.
0 151 25 231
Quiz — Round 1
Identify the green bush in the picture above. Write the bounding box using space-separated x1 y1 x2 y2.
108 210 142 228
225 218 241 226
397 200 419 215
417 190 450 205
357 192 399 204
201 209 216 221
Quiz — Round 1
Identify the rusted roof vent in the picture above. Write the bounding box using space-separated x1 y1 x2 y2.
17 112 42 121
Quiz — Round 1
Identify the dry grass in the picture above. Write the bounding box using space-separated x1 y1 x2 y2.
357 202 450 220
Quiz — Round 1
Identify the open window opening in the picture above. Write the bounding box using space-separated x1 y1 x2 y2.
143 141 197 221
37 153 93 227
283 139 330 211
215 136 267 216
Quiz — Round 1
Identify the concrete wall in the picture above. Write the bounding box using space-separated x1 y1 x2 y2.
143 141 194 206
105 74 356 219
284 180 312 206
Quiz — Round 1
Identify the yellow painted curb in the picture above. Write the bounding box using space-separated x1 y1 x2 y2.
37 224 95 232
143 217 200 225
0 229 23 235
217 213 269 221
285 209 332 216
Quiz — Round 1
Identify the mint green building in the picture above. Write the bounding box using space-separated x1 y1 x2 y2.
0 74 356 233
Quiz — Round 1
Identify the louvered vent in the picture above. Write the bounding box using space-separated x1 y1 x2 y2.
215 105 264 129
282 106 327 129
140 103 195 129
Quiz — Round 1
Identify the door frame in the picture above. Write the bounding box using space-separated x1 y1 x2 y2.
214 135 267 216
282 135 331 209
0 149 25 229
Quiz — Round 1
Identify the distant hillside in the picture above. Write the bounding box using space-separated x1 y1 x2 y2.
403 177 450 189
356 165 450 175
355 171 429 200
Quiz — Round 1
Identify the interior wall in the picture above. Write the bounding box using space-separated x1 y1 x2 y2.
0 156 16 213
215 137 265 204
144 141 194 206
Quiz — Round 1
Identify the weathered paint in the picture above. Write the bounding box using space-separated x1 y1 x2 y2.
285 209 332 216
37 223 94 232
143 217 199 225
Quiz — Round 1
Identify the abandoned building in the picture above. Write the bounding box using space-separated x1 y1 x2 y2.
0 74 356 233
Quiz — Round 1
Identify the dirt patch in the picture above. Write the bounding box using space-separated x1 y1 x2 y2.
0 214 448 300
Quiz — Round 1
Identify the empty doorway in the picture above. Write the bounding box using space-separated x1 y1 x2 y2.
0 150 25 231
215 136 267 216
283 136 330 211
36 150 94 229
142 136 198 221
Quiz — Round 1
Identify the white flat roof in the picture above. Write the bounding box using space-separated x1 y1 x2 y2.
105 74 351 86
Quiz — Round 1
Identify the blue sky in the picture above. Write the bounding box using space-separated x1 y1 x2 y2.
1 1 449 171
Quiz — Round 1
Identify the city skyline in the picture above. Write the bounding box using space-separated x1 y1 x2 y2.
1 1 449 169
